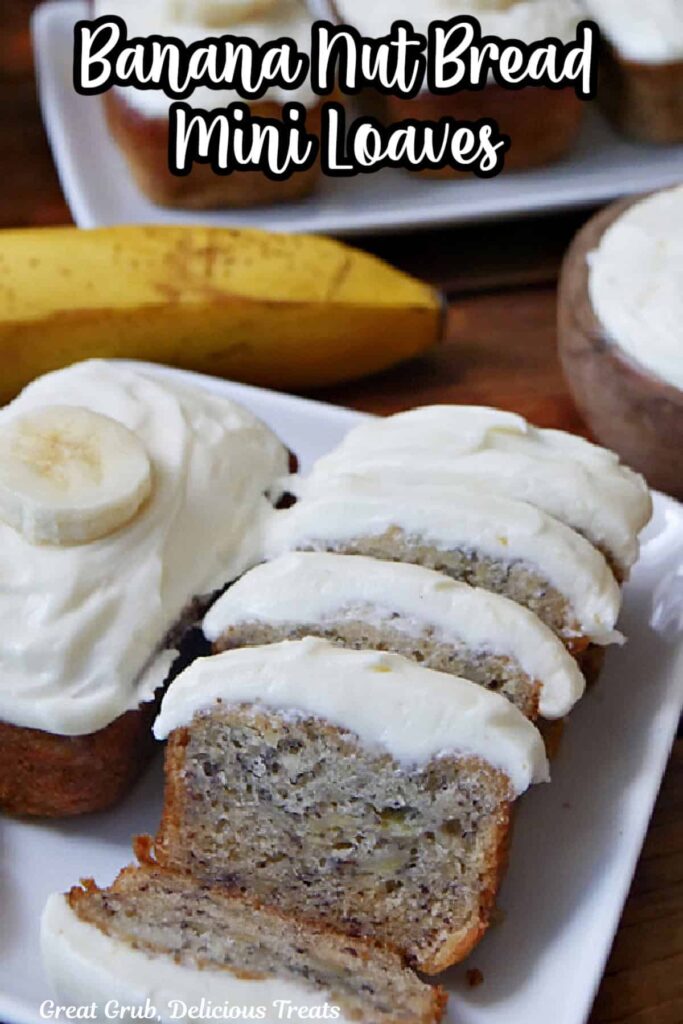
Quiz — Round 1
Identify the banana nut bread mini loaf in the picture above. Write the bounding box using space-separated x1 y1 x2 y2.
95 0 325 209
151 638 549 973
204 551 586 720
0 360 289 817
332 0 586 172
42 861 447 1024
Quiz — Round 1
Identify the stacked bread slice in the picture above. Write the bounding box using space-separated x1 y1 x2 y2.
43 405 652 1023
262 406 651 674
205 551 586 720
44 857 447 1024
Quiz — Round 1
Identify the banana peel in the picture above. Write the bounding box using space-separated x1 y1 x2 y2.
0 226 443 403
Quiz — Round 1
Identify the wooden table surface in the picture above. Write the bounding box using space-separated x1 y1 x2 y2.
3 3 683 1021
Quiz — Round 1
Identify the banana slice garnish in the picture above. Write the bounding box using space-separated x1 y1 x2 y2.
0 405 152 546
169 0 281 28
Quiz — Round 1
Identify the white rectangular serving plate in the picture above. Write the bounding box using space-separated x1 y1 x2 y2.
2 361 683 1024
33 1 683 235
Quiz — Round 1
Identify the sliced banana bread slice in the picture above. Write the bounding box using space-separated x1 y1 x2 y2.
152 639 548 973
296 405 652 578
204 551 586 720
42 864 445 1024
264 490 623 655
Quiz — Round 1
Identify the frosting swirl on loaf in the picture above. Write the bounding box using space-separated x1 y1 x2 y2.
203 551 586 718
154 638 550 794
296 405 652 574
0 361 288 736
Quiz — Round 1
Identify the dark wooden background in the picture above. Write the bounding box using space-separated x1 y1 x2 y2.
2 3 682 1020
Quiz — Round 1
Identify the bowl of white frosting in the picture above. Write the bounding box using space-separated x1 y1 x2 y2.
558 185 683 500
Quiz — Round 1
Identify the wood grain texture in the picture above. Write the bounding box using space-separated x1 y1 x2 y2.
1 5 682 1022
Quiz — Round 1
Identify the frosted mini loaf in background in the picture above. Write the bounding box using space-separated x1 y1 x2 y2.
153 638 548 972
0 359 289 817
92 0 323 208
332 0 586 171
583 0 683 143
559 186 683 499
295 405 652 578
204 551 587 719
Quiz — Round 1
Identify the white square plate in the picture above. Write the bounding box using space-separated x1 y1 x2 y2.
33 1 683 235
1 361 683 1024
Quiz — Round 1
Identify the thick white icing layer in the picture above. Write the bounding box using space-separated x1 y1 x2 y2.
203 551 586 718
93 0 318 114
0 361 287 736
41 894 350 1024
334 0 581 44
296 405 652 574
589 186 683 392
154 637 550 794
583 0 683 64
265 489 623 644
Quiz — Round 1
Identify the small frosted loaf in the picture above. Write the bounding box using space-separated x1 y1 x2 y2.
0 360 289 817
152 638 548 973
583 0 683 144
296 406 652 579
204 551 586 720
264 489 623 655
94 0 323 209
42 865 446 1024
333 0 585 171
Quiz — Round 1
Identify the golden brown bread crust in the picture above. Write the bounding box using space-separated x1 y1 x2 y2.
373 86 583 173
104 91 324 209
538 717 565 761
597 44 683 144
154 726 190 866
0 699 159 818
558 197 683 499
576 644 606 688
155 726 514 974
418 799 513 973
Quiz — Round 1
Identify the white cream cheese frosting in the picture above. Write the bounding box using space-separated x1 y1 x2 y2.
93 0 318 114
41 894 351 1024
334 0 581 44
589 186 683 393
264 488 623 645
203 551 586 718
582 0 683 64
0 360 288 736
296 405 652 574
154 637 549 793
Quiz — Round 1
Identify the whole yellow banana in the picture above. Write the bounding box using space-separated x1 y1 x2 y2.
0 225 443 402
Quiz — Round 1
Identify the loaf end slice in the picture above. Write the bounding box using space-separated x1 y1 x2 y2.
43 863 446 1024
